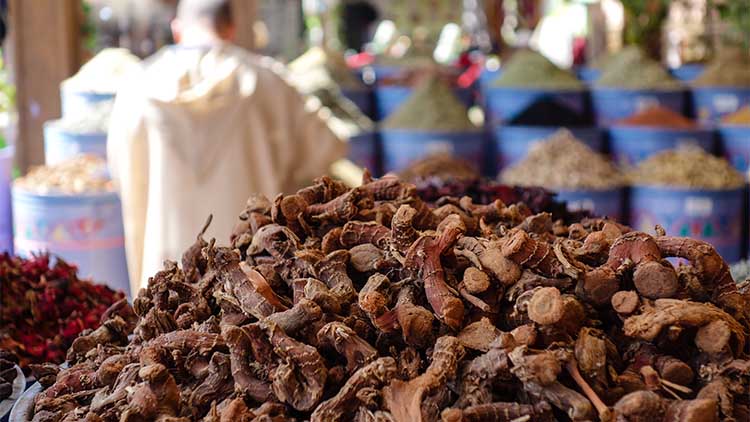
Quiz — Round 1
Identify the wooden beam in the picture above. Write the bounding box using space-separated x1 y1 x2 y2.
231 0 257 51
8 0 81 170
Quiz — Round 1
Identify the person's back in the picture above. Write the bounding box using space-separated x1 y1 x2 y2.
108 0 345 293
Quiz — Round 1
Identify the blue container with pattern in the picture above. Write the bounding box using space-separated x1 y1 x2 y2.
591 88 686 126
608 126 715 167
718 124 750 173
629 185 744 263
576 67 601 83
12 188 130 296
483 87 587 125
44 121 107 165
669 64 705 82
555 188 625 221
692 87 750 124
494 126 603 169
60 89 114 118
375 85 474 121
380 130 484 173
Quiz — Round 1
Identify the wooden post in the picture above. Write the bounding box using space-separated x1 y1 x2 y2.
231 0 257 51
8 0 81 170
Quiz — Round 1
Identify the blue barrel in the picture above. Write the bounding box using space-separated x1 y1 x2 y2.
483 87 587 125
12 188 130 296
575 67 601 83
608 126 715 167
630 185 744 262
494 126 603 169
60 88 114 118
591 88 686 126
0 147 12 253
555 188 625 221
718 124 750 173
380 130 484 173
375 85 474 121
692 87 750 124
669 64 705 82
341 88 375 119
348 131 380 176
479 67 502 89
43 122 107 165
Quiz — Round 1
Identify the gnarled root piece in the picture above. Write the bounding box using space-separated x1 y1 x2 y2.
405 226 465 330
311 357 398 422
341 221 391 249
526 287 585 335
306 186 373 224
121 364 181 421
654 236 747 320
302 277 344 314
623 299 745 356
441 402 554 422
453 344 511 408
246 224 300 259
317 322 378 373
536 381 594 421
265 298 322 336
391 205 420 254
188 353 234 416
221 325 274 402
262 321 328 412
315 250 358 302
501 229 564 278
384 336 466 422
613 390 718 422
456 318 502 353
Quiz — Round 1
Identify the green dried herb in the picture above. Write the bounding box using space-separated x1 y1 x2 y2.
492 49 583 90
629 146 745 189
382 76 475 132
595 46 681 89
693 49 750 87
500 129 624 190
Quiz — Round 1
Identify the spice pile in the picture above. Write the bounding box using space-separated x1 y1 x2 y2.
616 105 696 129
500 129 625 190
62 48 140 94
0 350 18 400
493 49 583 90
46 100 114 134
27 175 750 421
693 49 750 87
595 47 681 90
629 146 745 190
398 153 480 186
0 254 125 369
14 155 113 194
382 76 475 131
722 106 750 126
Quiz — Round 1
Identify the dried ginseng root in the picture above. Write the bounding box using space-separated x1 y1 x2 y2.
26 175 750 422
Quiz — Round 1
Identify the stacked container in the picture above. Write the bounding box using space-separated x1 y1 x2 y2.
380 76 483 173
484 50 600 173
691 51 750 124
590 47 685 125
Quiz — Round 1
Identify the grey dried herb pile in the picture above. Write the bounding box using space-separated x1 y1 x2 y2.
629 146 745 189
500 129 624 190
382 75 476 131
596 46 681 90
693 49 750 87
493 49 583 90
47 100 113 134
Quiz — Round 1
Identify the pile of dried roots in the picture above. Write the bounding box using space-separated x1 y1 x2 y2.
29 175 750 422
